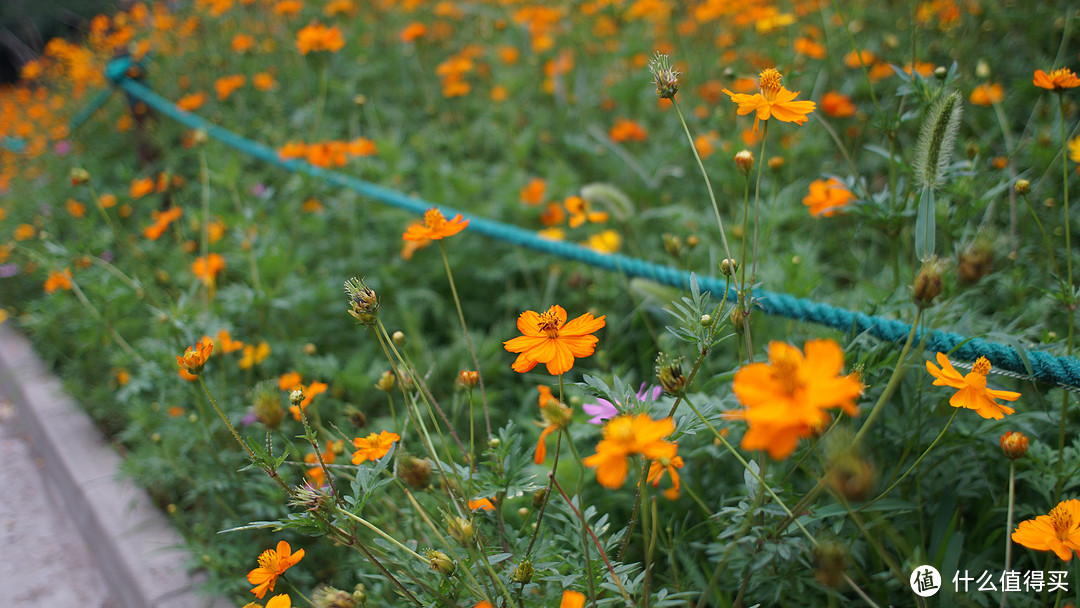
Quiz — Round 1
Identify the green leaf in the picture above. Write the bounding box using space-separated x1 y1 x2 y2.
914 186 935 261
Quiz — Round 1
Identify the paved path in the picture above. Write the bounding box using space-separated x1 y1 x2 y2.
0 398 118 607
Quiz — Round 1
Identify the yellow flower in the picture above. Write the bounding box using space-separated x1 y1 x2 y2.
1012 499 1080 561
926 353 1020 419
1068 136 1080 164
247 541 304 599
352 430 400 464
731 340 863 460
176 338 213 375
722 68 816 132
503 305 605 375
239 341 270 369
583 414 676 489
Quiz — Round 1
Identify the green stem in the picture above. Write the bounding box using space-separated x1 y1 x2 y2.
857 409 960 512
1001 459 1016 608
853 308 923 446
672 99 733 262
1058 93 1076 494
438 241 491 438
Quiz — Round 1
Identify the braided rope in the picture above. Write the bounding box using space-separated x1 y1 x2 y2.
99 58 1079 388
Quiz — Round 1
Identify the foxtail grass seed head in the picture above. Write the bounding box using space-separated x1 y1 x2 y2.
1015 179 1030 195
512 559 535 583
913 92 963 192
375 370 396 392
720 258 738 277
396 453 432 489
649 53 679 99
447 515 475 544
734 149 754 175
344 277 378 324
311 585 358 608
426 550 456 575
253 381 285 429
1000 431 1029 460
913 256 946 308
655 353 687 396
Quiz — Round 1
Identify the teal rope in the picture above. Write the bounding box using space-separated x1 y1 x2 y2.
68 87 115 133
101 58 1080 388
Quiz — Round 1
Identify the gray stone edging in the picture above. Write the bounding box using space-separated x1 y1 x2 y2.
0 324 227 608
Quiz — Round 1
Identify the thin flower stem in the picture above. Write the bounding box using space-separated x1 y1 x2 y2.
990 99 1019 253
66 276 144 362
856 409 960 512
524 430 561 558
1001 459 1016 608
322 517 425 606
297 404 342 507
672 99 733 262
551 477 634 604
438 242 491 438
852 308 923 446
564 432 597 602
682 394 816 544
197 374 257 462
337 509 428 563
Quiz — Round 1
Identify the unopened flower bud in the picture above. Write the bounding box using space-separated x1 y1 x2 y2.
957 238 994 285
512 559 535 583
700 314 712 327
344 277 378 324
70 167 90 185
532 488 548 509
426 550 456 575
734 150 754 175
517 507 529 517
720 258 738 277
934 66 947 79
1015 179 1030 195
729 306 748 332
311 585 356 608
685 235 700 249
488 436 501 449
447 516 475 544
912 257 946 308
663 233 682 257
975 60 991 80
396 453 432 489
1000 431 1028 460
375 370 396 392
768 156 785 171
392 331 405 346
344 404 367 428
457 370 479 390
290 388 304 407
655 353 687 396
253 381 285 429
352 584 367 606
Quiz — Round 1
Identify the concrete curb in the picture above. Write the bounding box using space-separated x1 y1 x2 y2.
0 325 227 608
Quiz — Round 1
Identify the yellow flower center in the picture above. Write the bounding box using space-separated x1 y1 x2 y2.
769 349 803 396
423 208 446 230
1049 503 1075 540
972 356 991 376
537 308 562 337
758 68 783 101
257 549 279 570
606 417 635 444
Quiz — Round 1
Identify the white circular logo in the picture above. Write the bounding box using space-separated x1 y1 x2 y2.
910 565 942 597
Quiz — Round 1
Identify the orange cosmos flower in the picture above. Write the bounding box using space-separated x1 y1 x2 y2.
1034 68 1080 92
253 72 278 91
352 430 400 463
647 454 684 499
539 202 565 227
926 352 1020 420
239 341 271 370
561 590 586 608
503 305 605 375
296 23 345 54
176 91 206 111
13 224 36 241
520 177 546 205
400 22 427 43
723 68 816 132
803 178 855 217
130 177 155 199
534 386 572 463
247 540 304 599
264 594 292 608
402 208 469 241
609 117 648 142
468 497 495 511
215 329 244 353
44 268 73 293
969 83 1004 106
1012 499 1080 561
565 195 608 228
214 74 246 100
731 339 863 460
820 91 856 118
583 414 677 489
192 252 226 286
278 371 303 391
176 339 214 375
